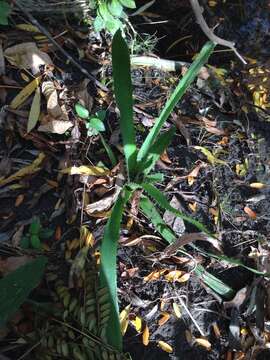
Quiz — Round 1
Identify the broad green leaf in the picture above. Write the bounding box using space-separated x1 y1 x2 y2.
75 103 89 119
141 183 211 234
138 126 175 176
144 172 164 183
137 41 215 162
99 187 133 351
140 196 176 244
30 235 41 250
88 117 105 132
94 15 105 32
98 2 114 21
108 0 123 17
27 87 41 133
105 18 123 34
120 0 136 9
0 1 11 25
30 218 41 235
0 256 47 326
112 30 137 179
194 264 234 298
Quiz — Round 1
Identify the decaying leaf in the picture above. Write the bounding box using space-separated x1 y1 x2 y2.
27 87 41 132
10 77 41 109
60 165 110 176
194 146 227 166
158 340 173 353
4 42 52 75
0 152 45 187
158 312 170 326
243 206 257 219
119 304 131 335
142 325 150 346
41 81 62 118
249 182 267 189
38 119 73 134
163 196 185 236
76 79 94 111
195 338 211 351
173 302 181 318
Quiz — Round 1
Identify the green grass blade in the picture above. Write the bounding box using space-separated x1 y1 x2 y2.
141 183 211 234
194 264 234 298
140 196 176 244
0 256 47 326
138 126 176 176
137 41 215 162
99 132 117 166
99 187 132 351
112 30 137 178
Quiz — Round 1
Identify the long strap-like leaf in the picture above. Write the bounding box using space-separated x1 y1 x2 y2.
140 183 211 234
137 41 215 162
99 187 132 351
112 30 137 179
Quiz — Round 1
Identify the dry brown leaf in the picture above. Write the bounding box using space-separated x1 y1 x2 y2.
249 182 267 189
76 79 94 111
244 206 257 219
142 325 150 346
0 152 45 187
173 302 181 318
160 150 172 164
38 119 73 134
42 81 62 118
60 165 109 177
10 77 41 109
163 196 185 236
178 273 190 283
4 42 52 75
164 270 183 282
28 86 41 132
158 312 170 326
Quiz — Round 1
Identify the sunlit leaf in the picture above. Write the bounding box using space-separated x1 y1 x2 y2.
120 0 136 8
119 304 131 335
194 146 227 166
60 165 110 176
75 103 90 119
27 87 41 132
112 30 137 178
173 302 181 318
10 77 41 109
158 312 170 326
158 340 173 353
142 325 150 346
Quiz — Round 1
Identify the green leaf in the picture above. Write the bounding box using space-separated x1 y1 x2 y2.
105 18 122 34
0 1 11 25
29 218 41 235
144 172 164 183
138 126 175 176
140 196 176 244
93 15 105 32
112 30 137 179
98 2 114 21
0 257 47 326
27 87 40 133
194 264 234 298
120 0 136 9
137 41 215 163
88 117 106 132
30 235 41 250
141 183 211 234
99 187 133 351
75 103 89 119
108 0 123 17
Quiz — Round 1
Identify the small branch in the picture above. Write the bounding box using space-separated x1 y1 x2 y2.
189 0 247 64
14 1 108 91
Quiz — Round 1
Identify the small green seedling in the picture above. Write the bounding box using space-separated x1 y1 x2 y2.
75 104 117 166
21 217 54 250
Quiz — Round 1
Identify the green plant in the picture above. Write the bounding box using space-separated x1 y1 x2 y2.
89 0 136 34
99 29 216 351
75 104 117 166
21 217 54 250
0 1 11 25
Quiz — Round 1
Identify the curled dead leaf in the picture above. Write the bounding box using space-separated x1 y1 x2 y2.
158 340 173 353
244 206 257 219
38 119 73 134
158 312 170 326
142 325 150 346
195 338 211 351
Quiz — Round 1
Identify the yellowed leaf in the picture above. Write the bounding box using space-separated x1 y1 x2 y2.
60 165 110 176
119 305 130 335
142 325 150 346
195 338 211 350
178 273 190 283
80 226 94 247
16 24 40 32
194 146 227 166
158 340 173 353
0 152 45 187
172 302 181 318
164 270 182 282
130 316 142 333
27 87 41 132
10 77 41 109
249 182 267 189
158 312 170 326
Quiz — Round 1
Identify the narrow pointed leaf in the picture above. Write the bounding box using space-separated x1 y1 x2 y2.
141 183 211 234
140 196 176 244
27 87 41 132
137 41 215 162
99 187 132 350
139 126 175 176
112 30 137 178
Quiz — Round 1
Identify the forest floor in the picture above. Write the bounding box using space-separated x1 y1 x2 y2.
0 1 270 359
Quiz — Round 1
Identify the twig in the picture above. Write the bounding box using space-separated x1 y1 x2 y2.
14 1 108 91
189 0 247 64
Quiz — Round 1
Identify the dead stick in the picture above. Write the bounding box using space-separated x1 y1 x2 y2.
14 1 109 91
189 0 247 64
